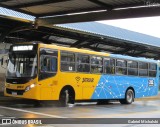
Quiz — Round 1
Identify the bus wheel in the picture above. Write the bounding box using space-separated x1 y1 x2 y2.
59 89 75 107
119 89 134 104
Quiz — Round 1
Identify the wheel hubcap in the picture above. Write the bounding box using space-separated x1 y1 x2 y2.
65 90 69 104
127 91 132 103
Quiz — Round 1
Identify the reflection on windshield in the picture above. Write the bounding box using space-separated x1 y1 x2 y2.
7 53 37 78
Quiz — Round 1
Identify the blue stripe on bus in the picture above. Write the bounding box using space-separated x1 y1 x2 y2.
91 75 158 99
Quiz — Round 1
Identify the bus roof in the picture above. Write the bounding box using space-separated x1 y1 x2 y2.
15 42 158 63
38 43 110 57
38 43 158 63
110 54 158 63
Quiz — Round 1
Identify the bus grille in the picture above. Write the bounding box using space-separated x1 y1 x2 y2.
6 88 25 95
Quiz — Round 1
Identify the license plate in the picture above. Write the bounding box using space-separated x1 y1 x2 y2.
12 92 17 95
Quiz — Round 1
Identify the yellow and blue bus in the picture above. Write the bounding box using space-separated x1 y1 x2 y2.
4 43 159 106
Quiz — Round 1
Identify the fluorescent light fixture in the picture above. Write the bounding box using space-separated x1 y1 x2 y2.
13 45 33 51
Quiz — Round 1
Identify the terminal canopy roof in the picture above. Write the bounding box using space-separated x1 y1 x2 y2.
0 15 160 60
0 1 160 59
1 0 160 25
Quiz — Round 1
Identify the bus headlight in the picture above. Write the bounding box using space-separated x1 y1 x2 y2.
25 84 36 92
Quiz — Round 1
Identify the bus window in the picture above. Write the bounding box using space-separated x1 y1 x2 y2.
104 58 115 74
61 51 75 72
139 62 148 69
39 55 57 80
7 54 37 78
128 61 138 76
91 56 103 73
128 61 138 68
41 56 57 72
139 69 148 76
77 54 90 72
149 63 157 77
116 59 127 67
128 68 138 76
139 62 148 76
116 59 127 75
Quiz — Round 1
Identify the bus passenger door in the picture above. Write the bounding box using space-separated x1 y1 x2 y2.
38 49 58 100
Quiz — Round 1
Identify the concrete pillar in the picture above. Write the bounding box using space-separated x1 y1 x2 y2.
0 43 11 91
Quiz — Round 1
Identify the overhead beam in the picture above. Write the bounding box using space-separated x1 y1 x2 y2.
88 45 114 52
115 46 137 54
10 0 71 9
88 0 113 10
88 45 158 60
70 40 85 47
0 29 12 42
37 6 160 25
0 0 12 2
126 53 155 59
114 47 159 59
10 31 45 42
50 41 71 46
37 7 106 17
114 2 147 9
133 50 148 55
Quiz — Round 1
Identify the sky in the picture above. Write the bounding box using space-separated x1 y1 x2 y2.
97 16 160 38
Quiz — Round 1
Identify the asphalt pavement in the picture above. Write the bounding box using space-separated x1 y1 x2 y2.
0 91 160 127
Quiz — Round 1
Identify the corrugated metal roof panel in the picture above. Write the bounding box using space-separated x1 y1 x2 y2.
56 22 160 48
1 0 41 6
21 0 100 15
0 0 147 18
100 0 144 6
0 7 35 21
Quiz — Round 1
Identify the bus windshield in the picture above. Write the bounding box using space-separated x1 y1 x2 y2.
7 53 37 78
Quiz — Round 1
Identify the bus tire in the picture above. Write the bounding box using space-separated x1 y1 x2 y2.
119 89 134 104
59 88 75 107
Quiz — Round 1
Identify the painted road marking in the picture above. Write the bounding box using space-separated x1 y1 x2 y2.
0 114 16 118
0 106 67 118
76 109 160 118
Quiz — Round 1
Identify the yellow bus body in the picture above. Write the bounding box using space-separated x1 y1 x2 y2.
5 43 158 103
4 43 110 100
